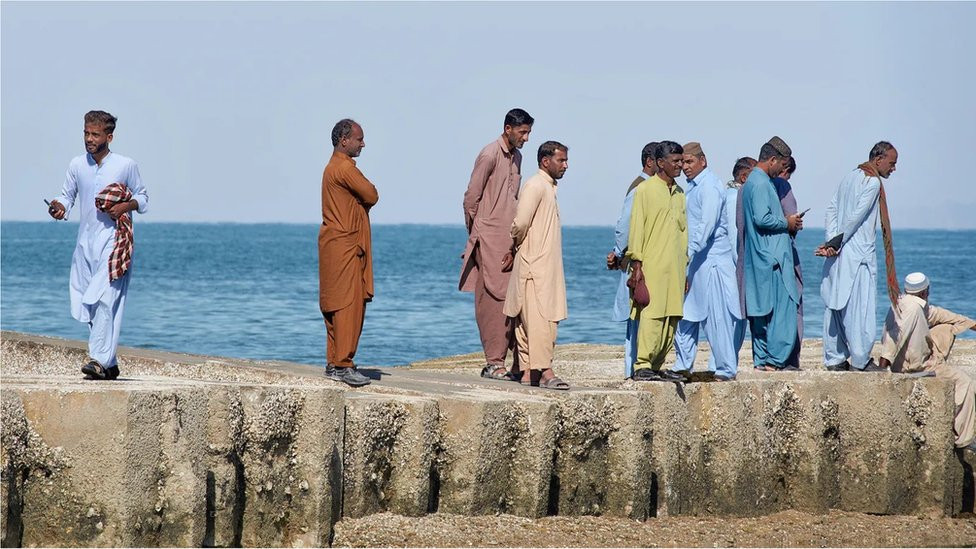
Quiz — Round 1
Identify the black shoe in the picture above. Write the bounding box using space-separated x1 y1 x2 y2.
105 366 120 380
632 368 661 382
81 360 107 380
854 359 888 373
826 361 851 372
657 369 687 382
324 364 371 387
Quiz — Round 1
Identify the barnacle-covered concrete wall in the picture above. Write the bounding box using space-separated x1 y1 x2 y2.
2 332 973 547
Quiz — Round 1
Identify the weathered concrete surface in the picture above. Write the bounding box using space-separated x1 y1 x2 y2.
2 331 975 547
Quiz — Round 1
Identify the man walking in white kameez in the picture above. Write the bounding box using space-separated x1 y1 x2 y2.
48 110 149 380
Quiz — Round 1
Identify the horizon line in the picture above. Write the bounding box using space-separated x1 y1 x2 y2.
3 219 975 231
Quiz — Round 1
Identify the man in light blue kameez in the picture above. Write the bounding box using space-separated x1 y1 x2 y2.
673 143 743 381
607 142 657 378
818 142 898 371
48 111 149 380
728 156 756 355
741 137 803 370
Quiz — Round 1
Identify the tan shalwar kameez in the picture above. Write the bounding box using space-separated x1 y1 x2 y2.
319 151 378 368
460 137 522 367
880 293 976 447
503 170 567 371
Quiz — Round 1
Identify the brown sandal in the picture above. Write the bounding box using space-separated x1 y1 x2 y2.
539 376 570 391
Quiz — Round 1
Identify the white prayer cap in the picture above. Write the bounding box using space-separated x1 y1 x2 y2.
904 272 929 294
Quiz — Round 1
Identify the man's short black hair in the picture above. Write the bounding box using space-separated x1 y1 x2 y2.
784 156 797 175
758 143 784 162
331 118 357 147
733 157 757 179
504 108 534 128
654 140 683 161
85 110 117 134
869 141 895 160
537 140 568 165
641 142 659 167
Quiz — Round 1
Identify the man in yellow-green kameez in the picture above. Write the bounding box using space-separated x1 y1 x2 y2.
626 140 688 382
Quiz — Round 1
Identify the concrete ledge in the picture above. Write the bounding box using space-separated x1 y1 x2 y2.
2 331 975 547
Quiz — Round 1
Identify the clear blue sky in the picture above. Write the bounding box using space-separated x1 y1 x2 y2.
3 1 974 228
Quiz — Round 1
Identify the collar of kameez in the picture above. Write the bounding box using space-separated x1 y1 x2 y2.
750 166 771 184
331 150 356 166
687 166 711 187
536 168 556 185
902 293 927 309
650 173 678 193
497 136 513 155
87 151 111 166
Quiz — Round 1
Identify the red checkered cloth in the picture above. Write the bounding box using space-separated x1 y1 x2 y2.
94 182 134 281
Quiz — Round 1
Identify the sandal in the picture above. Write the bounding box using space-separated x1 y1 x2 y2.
81 360 107 380
480 364 510 381
539 376 570 391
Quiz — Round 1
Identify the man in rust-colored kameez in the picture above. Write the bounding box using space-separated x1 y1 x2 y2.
460 108 534 381
319 119 377 387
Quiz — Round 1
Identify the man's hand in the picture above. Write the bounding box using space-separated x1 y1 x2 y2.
786 213 803 233
501 251 514 273
814 245 839 257
48 200 66 220
106 200 136 220
606 251 619 270
685 279 690 295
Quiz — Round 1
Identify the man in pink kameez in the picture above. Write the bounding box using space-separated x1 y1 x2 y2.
459 108 534 380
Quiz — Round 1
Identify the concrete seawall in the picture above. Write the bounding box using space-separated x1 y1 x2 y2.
2 332 975 547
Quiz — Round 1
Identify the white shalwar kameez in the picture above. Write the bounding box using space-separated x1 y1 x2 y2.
54 152 148 367
820 169 880 369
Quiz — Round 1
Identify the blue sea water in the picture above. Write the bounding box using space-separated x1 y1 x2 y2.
1 221 974 367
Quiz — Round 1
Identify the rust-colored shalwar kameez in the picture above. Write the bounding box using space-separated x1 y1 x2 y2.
319 151 378 368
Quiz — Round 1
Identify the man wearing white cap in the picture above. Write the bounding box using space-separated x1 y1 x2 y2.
880 272 976 448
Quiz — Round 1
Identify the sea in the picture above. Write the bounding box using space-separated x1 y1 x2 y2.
1 221 973 367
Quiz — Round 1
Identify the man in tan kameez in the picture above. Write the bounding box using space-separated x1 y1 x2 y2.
460 108 534 381
880 272 976 448
627 140 689 382
503 141 570 390
319 119 378 387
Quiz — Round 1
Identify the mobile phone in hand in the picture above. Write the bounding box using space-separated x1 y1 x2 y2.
798 208 811 218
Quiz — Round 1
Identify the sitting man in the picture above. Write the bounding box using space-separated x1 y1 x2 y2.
880 272 976 449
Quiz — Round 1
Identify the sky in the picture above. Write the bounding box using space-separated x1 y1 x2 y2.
3 1 975 229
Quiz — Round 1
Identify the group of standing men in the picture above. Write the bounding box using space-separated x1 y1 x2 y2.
606 136 802 383
44 110 976 448
319 108 575 390
460 109 571 389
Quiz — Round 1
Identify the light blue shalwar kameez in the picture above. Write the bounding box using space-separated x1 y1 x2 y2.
725 185 747 353
674 168 743 378
611 172 649 378
54 152 148 367
741 167 799 369
820 169 880 369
